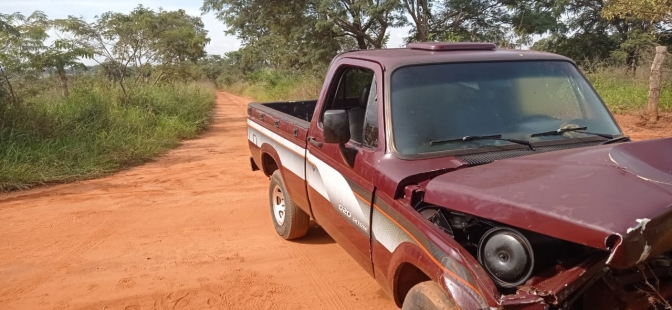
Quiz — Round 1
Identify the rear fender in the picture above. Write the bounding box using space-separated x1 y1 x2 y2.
260 143 312 215
260 143 282 177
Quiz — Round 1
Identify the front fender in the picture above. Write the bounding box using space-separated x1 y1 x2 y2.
373 194 498 308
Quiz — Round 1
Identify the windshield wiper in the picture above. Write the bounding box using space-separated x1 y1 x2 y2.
602 136 630 145
530 127 618 139
430 134 535 151
530 126 587 137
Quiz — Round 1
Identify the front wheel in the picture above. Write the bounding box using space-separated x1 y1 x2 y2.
269 170 310 240
402 281 459 310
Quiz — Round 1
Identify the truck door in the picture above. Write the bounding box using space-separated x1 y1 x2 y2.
306 60 383 275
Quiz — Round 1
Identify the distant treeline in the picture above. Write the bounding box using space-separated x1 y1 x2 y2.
201 0 672 82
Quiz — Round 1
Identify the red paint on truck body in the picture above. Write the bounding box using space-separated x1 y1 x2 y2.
246 43 672 309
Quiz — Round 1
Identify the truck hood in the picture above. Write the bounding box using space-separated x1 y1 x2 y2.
424 138 672 269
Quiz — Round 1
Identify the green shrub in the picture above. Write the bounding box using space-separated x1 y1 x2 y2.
586 66 672 113
0 81 216 191
221 70 322 102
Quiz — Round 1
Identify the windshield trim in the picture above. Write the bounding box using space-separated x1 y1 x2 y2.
383 59 624 160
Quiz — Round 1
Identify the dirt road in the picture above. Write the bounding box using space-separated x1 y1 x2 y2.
614 113 672 141
0 92 398 310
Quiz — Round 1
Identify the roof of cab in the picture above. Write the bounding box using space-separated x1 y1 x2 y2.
335 42 573 70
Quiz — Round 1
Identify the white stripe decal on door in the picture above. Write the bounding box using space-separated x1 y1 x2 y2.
307 152 370 234
248 118 371 236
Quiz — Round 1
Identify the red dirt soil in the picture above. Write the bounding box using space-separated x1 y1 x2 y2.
0 93 669 310
614 112 672 141
0 92 397 310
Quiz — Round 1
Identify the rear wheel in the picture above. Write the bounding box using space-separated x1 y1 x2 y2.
269 170 309 240
402 281 459 310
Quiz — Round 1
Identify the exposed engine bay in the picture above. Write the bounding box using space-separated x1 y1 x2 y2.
416 204 672 309
416 204 590 289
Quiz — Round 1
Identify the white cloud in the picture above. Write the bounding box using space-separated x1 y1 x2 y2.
388 26 412 48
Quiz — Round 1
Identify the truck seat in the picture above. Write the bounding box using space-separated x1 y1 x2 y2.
348 84 370 143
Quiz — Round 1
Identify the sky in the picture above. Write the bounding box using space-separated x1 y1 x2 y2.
0 0 412 56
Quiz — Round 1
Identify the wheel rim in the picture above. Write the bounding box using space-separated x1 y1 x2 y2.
272 185 286 226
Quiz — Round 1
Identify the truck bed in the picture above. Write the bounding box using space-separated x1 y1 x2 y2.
256 100 317 123
247 100 315 151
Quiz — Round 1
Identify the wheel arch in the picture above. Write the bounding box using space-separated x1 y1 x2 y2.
260 144 281 177
387 241 490 309
394 262 432 307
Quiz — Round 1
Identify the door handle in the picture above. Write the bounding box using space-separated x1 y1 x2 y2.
308 137 323 148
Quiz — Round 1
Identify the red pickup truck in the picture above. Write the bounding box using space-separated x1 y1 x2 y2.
246 42 672 309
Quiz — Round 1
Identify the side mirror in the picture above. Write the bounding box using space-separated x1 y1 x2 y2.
323 110 350 144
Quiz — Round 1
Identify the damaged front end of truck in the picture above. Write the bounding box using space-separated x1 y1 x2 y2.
407 138 672 309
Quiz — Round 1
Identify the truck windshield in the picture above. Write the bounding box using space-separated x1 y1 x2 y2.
390 61 621 156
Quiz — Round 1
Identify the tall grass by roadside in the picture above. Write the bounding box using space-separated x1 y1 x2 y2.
0 82 216 192
586 66 672 114
220 70 323 102
222 67 672 114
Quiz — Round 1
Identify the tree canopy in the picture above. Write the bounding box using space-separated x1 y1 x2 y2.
0 7 210 104
603 0 672 25
54 5 210 96
203 0 672 72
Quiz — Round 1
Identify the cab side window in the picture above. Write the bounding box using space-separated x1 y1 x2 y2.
362 82 378 148
330 68 374 110
322 67 376 145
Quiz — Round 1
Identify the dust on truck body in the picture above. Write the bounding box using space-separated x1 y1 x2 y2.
246 42 672 310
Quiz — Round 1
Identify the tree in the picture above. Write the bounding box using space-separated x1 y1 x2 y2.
402 0 521 46
436 0 513 44
531 32 619 66
317 0 404 49
0 11 49 105
133 8 211 84
520 0 655 70
603 2 671 122
647 46 667 123
402 0 432 41
198 54 226 83
202 0 345 70
33 40 93 97
602 0 672 26
0 15 20 37
56 6 210 97
201 0 404 71
54 15 133 97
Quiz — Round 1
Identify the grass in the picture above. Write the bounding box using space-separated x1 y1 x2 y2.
222 67 672 114
0 81 216 192
586 66 672 114
221 70 322 102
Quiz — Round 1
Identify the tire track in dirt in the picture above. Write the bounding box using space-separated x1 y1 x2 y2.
0 218 117 301
285 240 350 310
0 92 397 310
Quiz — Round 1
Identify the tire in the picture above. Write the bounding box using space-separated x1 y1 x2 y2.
269 170 310 240
402 281 459 310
